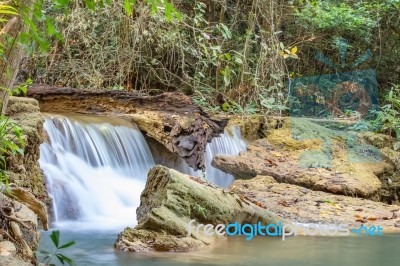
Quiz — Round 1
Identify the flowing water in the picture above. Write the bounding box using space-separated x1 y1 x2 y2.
39 231 400 266
38 114 400 265
40 114 246 227
39 115 155 229
178 126 247 188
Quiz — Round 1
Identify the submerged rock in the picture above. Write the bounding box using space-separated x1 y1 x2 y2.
114 166 287 252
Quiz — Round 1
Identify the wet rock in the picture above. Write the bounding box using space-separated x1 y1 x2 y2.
114 166 288 252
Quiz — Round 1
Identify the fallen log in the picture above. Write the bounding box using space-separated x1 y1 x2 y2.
27 85 227 170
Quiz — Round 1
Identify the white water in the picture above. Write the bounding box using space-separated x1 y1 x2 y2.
39 115 246 230
179 127 247 188
39 115 155 230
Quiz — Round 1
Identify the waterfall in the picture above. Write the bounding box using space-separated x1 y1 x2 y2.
39 115 155 229
179 127 247 188
39 114 246 229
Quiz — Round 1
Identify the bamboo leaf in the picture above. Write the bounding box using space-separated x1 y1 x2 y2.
59 241 76 249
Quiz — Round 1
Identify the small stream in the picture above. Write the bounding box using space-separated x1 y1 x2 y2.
37 114 400 265
39 228 400 266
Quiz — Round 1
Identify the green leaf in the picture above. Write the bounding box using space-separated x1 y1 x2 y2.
46 20 55 36
50 230 60 248
84 0 96 10
234 57 243 65
221 102 230 112
59 241 76 249
123 0 133 16
220 23 232 39
394 142 400 151
56 254 75 266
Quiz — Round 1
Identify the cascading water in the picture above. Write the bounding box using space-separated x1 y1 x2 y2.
40 114 246 230
38 114 248 265
39 115 155 229
179 127 247 188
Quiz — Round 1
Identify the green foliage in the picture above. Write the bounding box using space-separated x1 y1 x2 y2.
28 0 289 116
192 202 207 220
371 85 400 143
289 0 400 88
0 78 31 97
37 230 76 266
0 115 25 188
0 4 18 56
293 0 379 40
15 0 179 54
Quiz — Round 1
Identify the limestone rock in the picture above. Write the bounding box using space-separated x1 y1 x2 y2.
5 96 46 198
115 166 288 252
0 241 16 256
213 118 394 199
0 192 40 259
7 187 48 230
0 255 32 266
231 176 400 232
27 85 227 170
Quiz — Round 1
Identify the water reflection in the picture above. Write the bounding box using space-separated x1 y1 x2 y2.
39 229 400 266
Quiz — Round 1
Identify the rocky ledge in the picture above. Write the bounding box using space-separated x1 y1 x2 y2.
210 117 400 232
27 85 227 171
0 188 48 265
114 166 288 252
213 118 396 200
231 176 400 232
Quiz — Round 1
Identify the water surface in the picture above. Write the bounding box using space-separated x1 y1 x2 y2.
39 228 400 266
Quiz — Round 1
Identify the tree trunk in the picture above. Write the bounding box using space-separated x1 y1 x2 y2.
0 2 30 114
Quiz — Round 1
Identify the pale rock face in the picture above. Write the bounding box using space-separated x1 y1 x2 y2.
213 118 396 199
0 241 16 256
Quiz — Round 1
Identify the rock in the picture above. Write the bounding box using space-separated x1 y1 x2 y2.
0 241 16 256
4 96 47 198
361 132 396 149
231 176 400 232
0 192 40 260
7 187 48 230
213 118 394 199
0 255 33 266
114 166 288 252
27 85 227 170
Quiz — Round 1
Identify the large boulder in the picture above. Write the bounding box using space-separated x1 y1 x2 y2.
114 166 288 252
